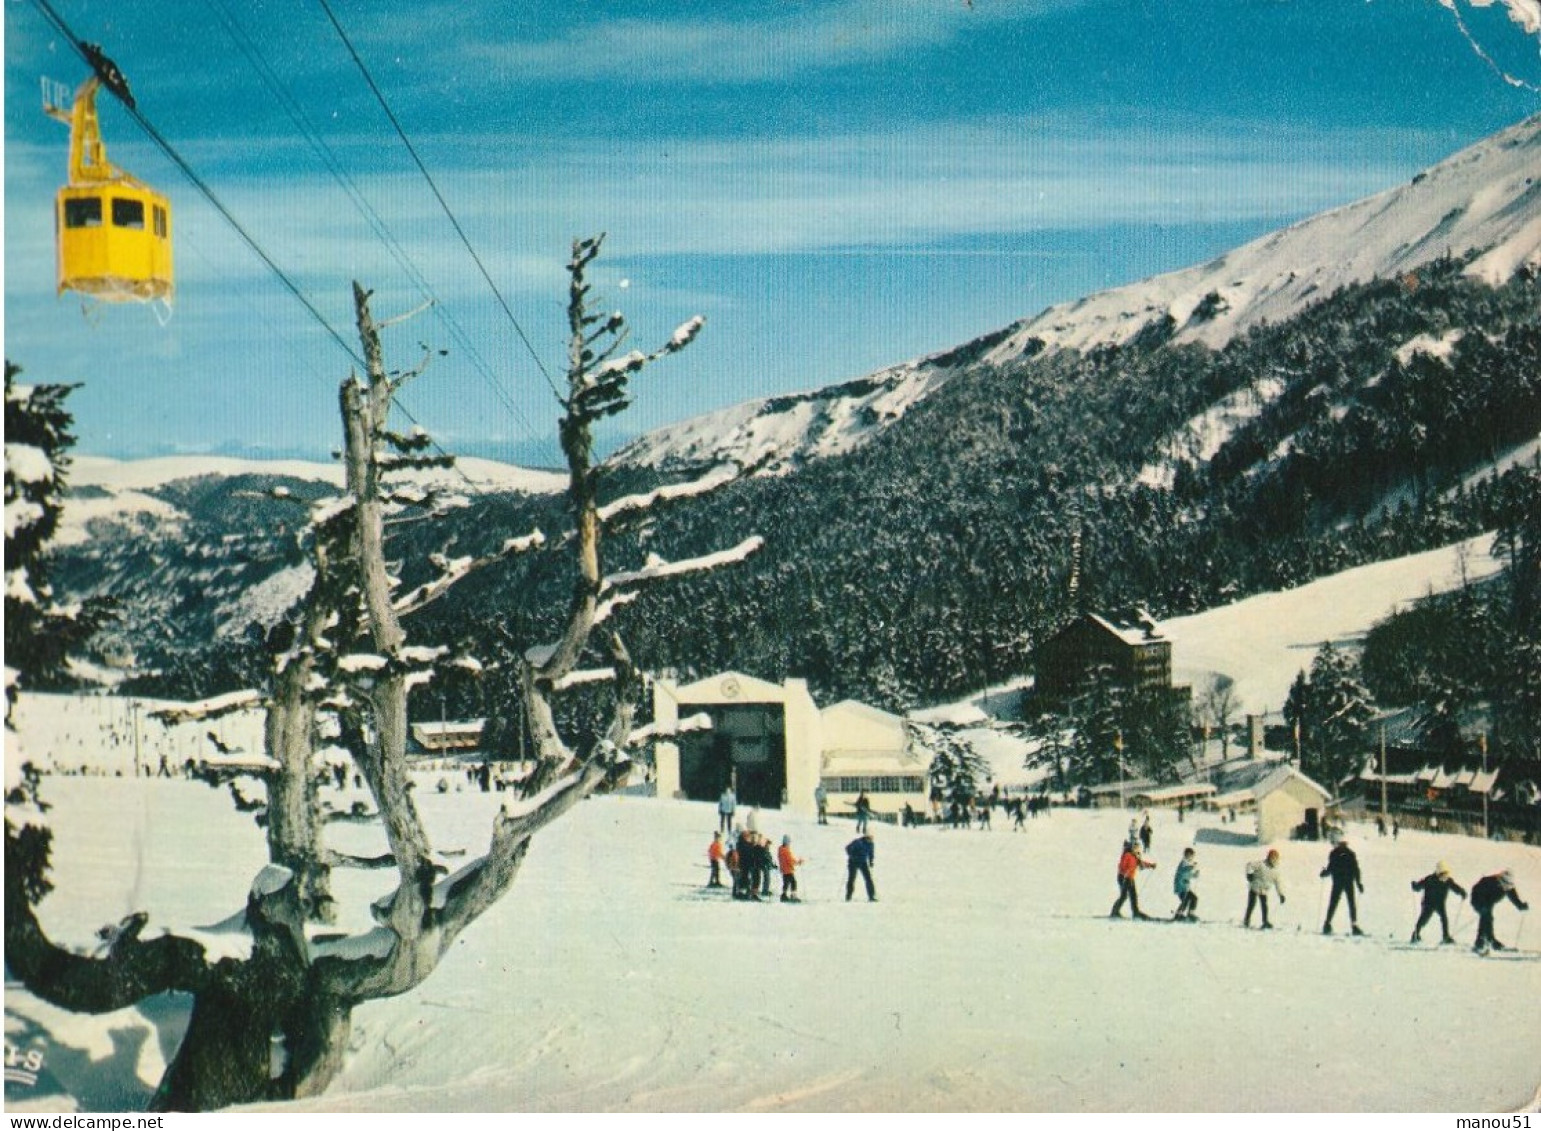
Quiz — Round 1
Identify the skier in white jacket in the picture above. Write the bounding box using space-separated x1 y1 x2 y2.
1244 848 1285 929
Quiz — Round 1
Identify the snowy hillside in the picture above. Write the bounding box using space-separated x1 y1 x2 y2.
614 115 1541 476
58 454 566 547
6 777 1539 1113
1162 533 1507 718
986 113 1541 360
912 532 1506 788
606 349 968 475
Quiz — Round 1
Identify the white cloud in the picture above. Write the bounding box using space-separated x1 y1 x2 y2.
458 1 1071 84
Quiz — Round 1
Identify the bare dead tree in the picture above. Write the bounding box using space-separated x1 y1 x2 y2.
4 236 760 1111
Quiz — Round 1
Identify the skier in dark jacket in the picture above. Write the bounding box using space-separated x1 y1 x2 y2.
1320 838 1365 936
1410 861 1466 944
854 792 873 834
732 829 756 900
1470 870 1529 954
845 832 877 902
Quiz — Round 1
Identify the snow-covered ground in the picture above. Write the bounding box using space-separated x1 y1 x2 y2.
5 777 1539 1113
986 115 1541 361
4 528 1532 1113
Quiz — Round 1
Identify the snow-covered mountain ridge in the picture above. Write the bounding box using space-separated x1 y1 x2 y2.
57 454 566 547
616 114 1541 475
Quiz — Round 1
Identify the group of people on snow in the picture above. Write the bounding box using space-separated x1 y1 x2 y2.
1108 828 1529 954
709 786 1529 947
709 827 806 902
705 823 878 905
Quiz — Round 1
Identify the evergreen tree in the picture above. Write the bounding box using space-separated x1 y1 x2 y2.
918 724 990 818
3 364 113 705
1301 642 1376 788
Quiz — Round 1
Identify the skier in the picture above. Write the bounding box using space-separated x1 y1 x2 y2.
1173 846 1200 921
1244 848 1285 929
706 831 726 889
758 831 774 898
815 783 829 825
725 836 741 897
777 835 804 902
718 785 737 835
845 831 877 902
1139 811 1153 854
732 829 755 900
1110 840 1156 920
1470 870 1529 954
1409 861 1466 944
855 792 872 834
1320 837 1366 936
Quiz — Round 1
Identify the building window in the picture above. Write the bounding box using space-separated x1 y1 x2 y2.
827 775 925 794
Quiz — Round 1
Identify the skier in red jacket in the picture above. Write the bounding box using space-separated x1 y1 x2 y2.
1110 840 1156 920
777 836 805 902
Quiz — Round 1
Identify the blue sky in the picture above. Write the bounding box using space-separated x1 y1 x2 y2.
4 1 1539 466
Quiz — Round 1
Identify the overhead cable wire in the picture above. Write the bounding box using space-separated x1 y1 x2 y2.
314 0 566 406
203 0 556 460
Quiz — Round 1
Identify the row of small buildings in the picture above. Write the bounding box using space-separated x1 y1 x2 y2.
408 609 1538 842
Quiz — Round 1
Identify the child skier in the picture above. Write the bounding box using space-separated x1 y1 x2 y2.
1410 861 1466 944
1470 870 1529 954
707 831 726 888
1244 848 1285 929
777 835 805 902
1320 837 1366 936
1173 847 1200 921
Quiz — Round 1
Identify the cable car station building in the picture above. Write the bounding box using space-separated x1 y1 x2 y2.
651 671 927 820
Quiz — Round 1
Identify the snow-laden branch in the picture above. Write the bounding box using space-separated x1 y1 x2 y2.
626 711 712 746
552 667 616 692
149 690 265 726
602 536 764 591
594 589 640 626
391 531 547 619
597 464 739 524
310 494 356 529
392 554 474 614
502 530 546 555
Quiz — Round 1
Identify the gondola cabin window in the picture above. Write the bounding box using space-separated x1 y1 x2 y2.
111 196 145 230
63 195 102 228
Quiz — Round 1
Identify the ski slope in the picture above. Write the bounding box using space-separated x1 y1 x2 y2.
5 775 1538 1114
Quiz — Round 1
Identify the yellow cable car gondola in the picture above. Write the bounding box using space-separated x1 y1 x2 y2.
44 72 173 308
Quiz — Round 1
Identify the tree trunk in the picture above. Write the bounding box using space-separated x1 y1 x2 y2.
150 869 355 1111
264 663 334 922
